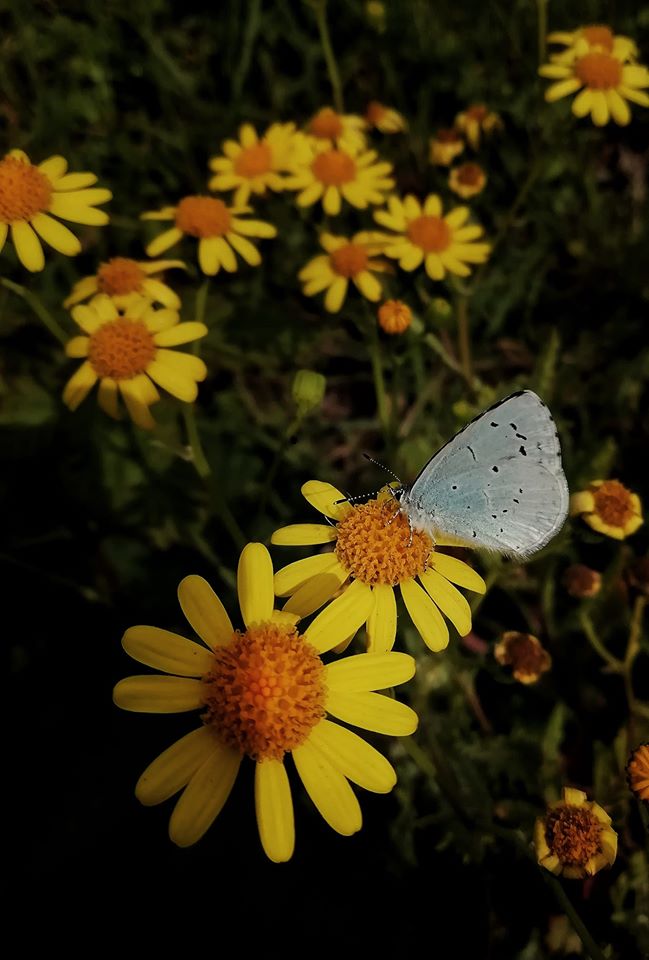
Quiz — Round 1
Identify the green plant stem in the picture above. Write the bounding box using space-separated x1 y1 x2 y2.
455 293 473 389
1 277 68 345
182 403 211 479
541 873 608 960
194 276 210 325
367 324 391 443
231 0 262 99
623 595 646 747
257 415 302 521
535 0 548 66
579 609 623 673
312 0 344 112
403 736 475 830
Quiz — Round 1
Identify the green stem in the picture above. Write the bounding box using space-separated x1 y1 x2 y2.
1 277 68 345
367 324 391 442
455 294 473 389
182 403 211 480
257 415 302 521
579 609 624 673
536 0 548 66
231 0 262 99
312 0 344 112
541 873 608 960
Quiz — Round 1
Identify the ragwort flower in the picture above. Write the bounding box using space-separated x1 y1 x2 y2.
64 257 185 310
0 149 111 272
283 141 394 216
113 543 417 862
454 105 501 149
547 24 638 66
365 101 407 134
534 787 617 879
570 479 642 540
299 232 387 313
63 293 207 429
271 481 486 654
448 162 487 199
494 631 551 684
626 743 649 802
377 300 412 335
429 129 464 166
306 107 367 151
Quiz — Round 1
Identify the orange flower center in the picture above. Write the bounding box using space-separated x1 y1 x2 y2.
456 163 483 185
582 25 614 52
88 319 156 380
575 52 622 89
309 108 344 139
593 480 636 527
0 155 52 223
311 149 356 186
495 632 551 682
365 101 387 125
201 622 326 761
335 497 432 586
378 300 412 335
234 141 273 178
330 242 368 277
544 805 601 866
175 196 231 238
407 215 451 253
627 743 649 801
466 105 488 121
436 128 461 143
97 257 145 296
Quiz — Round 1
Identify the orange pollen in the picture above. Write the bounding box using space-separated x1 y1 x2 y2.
627 743 649 802
582 25 614 52
330 242 368 277
593 480 635 527
575 52 622 89
365 101 387 124
436 128 461 143
97 257 145 296
456 163 483 185
234 141 273 178
466 105 488 121
407 215 451 253
88 319 156 380
175 195 231 238
201 622 326 762
335 497 432 586
309 108 344 139
312 149 356 186
0 155 52 223
544 805 601 866
378 300 412 335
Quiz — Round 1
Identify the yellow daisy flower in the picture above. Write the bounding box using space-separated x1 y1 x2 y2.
271 481 486 654
547 24 638 66
113 543 418 862
570 479 643 540
429 128 465 166
141 196 276 276
454 105 502 150
493 631 551 684
305 106 367 151
373 193 491 281
299 232 387 313
377 299 412 335
448 162 487 199
626 743 649 803
365 101 407 134
534 787 617 879
283 141 394 216
539 39 649 125
62 293 207 430
0 149 111 272
207 122 310 207
64 257 185 311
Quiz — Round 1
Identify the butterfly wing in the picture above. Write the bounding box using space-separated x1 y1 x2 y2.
400 391 569 558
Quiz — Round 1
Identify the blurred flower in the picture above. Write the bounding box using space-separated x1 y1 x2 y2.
0 149 111 272
207 122 309 207
141 196 276 276
429 128 465 166
494 631 551 684
545 915 583 955
430 297 452 321
449 162 487 199
626 743 649 802
283 141 394 216
534 787 617 879
454 105 502 149
299 232 387 312
305 107 367 151
365 1 386 31
562 564 602 598
271 481 486 654
365 101 407 134
570 479 643 540
64 257 185 311
62 293 207 429
113 543 417 862
374 194 490 280
378 299 412 334
548 24 638 66
292 369 326 416
539 40 649 126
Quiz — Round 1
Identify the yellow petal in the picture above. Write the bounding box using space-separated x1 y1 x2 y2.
419 568 472 636
112 675 204 713
136 726 219 805
11 220 44 272
53 172 98 191
325 651 415 692
255 759 295 863
65 336 89 358
307 719 396 793
292 738 362 835
119 379 156 430
304 579 373 653
283 562 349 618
122 624 214 677
153 349 207 382
153 322 208 347
271 523 337 546
430 553 486 593
326 690 418 735
169 745 241 846
30 212 81 256
71 303 102 334
146 227 184 258
177 575 234 649
400 577 450 651
367 582 397 653
563 787 587 806
301 479 352 520
238 542 274 626
38 155 68 181
145 359 198 402
97 377 120 419
62 361 97 411
274 552 338 597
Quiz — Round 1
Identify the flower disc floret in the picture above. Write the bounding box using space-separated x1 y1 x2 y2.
309 107 345 139
97 257 146 296
88 319 156 380
234 141 273 178
0 155 52 222
335 499 432 586
312 149 356 185
175 196 231 237
407 215 451 253
330 243 369 277
575 52 622 88
544 805 600 865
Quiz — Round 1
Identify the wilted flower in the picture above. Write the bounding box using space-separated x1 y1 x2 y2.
429 128 465 166
570 479 643 540
365 101 407 134
534 787 617 879
494 631 551 684
448 162 487 199
562 564 602 598
626 743 649 802
454 105 501 149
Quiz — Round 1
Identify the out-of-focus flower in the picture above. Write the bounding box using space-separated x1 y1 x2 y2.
0 149 111 272
141 196 276 276
570 479 643 540
626 743 649 802
548 24 638 66
283 141 394 216
494 631 551 684
534 787 617 879
562 563 602 598
546 915 584 954
299 232 387 312
64 257 185 311
429 129 465 166
113 543 417 862
449 162 487 199
378 299 412 335
292 369 326 416
454 105 502 149
305 107 367 151
365 101 407 134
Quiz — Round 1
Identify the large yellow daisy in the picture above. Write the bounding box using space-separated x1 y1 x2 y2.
64 257 185 310
63 293 207 429
141 196 276 276
373 194 490 280
0 149 111 272
283 141 394 216
271 481 486 654
305 107 367 151
299 232 387 313
113 543 418 862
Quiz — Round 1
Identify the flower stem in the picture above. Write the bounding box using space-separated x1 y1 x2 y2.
455 293 474 389
312 0 344 113
535 0 548 66
579 609 624 673
256 415 302 521
0 277 68 345
182 403 211 479
541 873 608 960
367 323 391 443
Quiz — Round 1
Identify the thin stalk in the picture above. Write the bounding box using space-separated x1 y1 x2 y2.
367 324 391 442
455 293 473 389
536 0 548 66
1 277 68 345
312 0 344 112
256 415 302 521
579 609 624 673
541 873 608 960
182 403 211 480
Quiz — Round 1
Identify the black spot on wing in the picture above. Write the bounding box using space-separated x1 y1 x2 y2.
519 446 527 456
467 446 477 461
492 465 499 473
490 421 498 427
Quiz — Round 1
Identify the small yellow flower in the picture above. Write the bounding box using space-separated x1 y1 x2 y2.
283 141 394 216
271 481 486 654
449 162 487 199
429 128 465 166
494 631 551 684
0 150 111 272
562 563 602 599
548 24 638 66
141 196 276 276
373 193 490 280
64 257 185 311
305 106 367 151
299 232 387 313
454 105 501 149
365 101 407 134
626 743 649 803
378 299 412 334
62 293 207 429
113 543 418 862
534 787 617 879
570 479 643 540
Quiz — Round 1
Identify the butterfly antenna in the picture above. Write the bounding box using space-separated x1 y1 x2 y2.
362 452 402 484
333 455 403 506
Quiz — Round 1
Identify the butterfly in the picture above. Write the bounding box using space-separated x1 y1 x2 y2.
396 390 569 559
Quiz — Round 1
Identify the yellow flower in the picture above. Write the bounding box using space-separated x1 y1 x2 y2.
493 631 551 684
113 543 417 862
429 128 465 166
141 196 276 276
207 122 310 207
534 787 617 879
283 141 394 216
0 149 111 272
62 293 207 429
570 479 643 540
271 481 486 654
539 39 649 125
448 162 487 199
547 24 638 66
373 193 491 280
365 101 407 134
305 106 367 151
454 105 502 149
64 257 185 311
626 743 649 803
299 232 387 313
377 299 412 334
